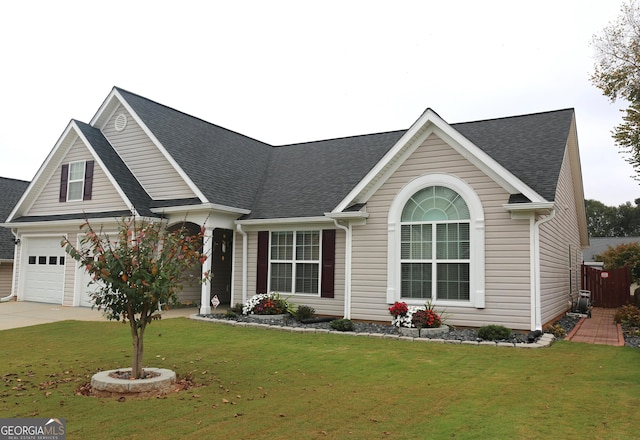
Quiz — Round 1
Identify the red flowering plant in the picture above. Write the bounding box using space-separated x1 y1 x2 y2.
388 301 409 318
390 300 443 328
411 309 442 329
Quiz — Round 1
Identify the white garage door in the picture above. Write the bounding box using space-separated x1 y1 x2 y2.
23 237 66 304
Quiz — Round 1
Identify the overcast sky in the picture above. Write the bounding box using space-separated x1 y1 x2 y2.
0 0 636 206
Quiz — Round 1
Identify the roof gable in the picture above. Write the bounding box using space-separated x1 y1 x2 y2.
333 108 573 214
6 120 151 222
112 88 274 211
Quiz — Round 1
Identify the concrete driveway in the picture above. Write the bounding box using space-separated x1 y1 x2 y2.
0 301 198 331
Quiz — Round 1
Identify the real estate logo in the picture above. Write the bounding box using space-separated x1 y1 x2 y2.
0 418 65 440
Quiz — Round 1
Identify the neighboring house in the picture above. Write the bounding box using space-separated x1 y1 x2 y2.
1 87 589 330
0 177 30 299
583 236 640 263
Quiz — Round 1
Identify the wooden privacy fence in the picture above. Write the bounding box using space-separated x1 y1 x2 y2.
581 265 631 308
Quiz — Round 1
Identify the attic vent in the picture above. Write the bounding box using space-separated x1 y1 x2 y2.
114 113 127 131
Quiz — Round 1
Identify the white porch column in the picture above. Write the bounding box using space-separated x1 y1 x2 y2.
200 226 214 315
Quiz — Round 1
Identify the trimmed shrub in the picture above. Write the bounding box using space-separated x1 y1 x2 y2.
230 303 244 314
478 324 511 341
330 319 355 332
294 305 316 321
614 304 640 327
546 324 567 338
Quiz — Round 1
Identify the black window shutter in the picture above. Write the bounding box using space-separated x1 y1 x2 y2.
83 160 94 201
321 229 336 298
256 231 269 294
59 164 69 202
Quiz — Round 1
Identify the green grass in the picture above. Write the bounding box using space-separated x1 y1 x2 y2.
2 319 640 439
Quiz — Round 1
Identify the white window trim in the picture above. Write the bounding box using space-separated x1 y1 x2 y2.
387 173 485 308
268 230 322 296
67 160 86 202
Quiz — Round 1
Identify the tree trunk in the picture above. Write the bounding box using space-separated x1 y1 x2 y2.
130 319 146 379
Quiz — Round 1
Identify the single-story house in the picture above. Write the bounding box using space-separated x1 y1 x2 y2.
1 87 589 330
0 177 30 300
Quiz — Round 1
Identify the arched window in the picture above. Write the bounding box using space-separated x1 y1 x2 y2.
387 174 485 308
400 186 470 300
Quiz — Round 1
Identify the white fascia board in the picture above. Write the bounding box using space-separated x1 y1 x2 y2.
333 108 546 213
71 121 139 216
7 122 78 222
150 203 250 216
235 216 335 230
1 216 124 230
503 202 555 212
108 89 209 203
324 211 369 220
503 202 555 220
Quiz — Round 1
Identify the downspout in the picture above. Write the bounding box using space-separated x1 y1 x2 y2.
532 209 556 330
332 219 351 319
1 230 19 303
236 223 248 305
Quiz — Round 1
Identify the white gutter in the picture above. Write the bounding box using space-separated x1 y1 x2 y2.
532 209 556 330
236 223 248 305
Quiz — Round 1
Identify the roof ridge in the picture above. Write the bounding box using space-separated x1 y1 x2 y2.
452 108 574 126
114 86 273 147
276 128 408 148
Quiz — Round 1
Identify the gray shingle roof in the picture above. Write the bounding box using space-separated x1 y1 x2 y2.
452 109 574 202
246 131 405 219
116 88 273 210
112 89 576 220
583 237 640 262
0 177 29 259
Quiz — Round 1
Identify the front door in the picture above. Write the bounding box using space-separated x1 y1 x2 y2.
211 228 233 306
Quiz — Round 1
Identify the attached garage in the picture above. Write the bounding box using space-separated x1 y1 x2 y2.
21 236 66 304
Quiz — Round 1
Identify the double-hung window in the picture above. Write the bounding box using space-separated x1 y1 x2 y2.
60 160 94 202
400 186 470 301
67 161 86 201
270 231 320 295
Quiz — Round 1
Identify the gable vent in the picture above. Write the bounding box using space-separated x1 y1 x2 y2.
114 113 127 131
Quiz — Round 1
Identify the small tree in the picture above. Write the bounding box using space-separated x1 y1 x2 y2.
62 217 209 379
591 0 640 177
594 242 640 283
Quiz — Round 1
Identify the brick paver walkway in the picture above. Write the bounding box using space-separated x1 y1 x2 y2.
565 307 624 346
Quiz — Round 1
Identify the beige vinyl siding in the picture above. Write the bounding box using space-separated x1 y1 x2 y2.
28 139 128 216
539 142 582 325
0 263 13 296
102 105 196 200
176 264 202 305
232 229 346 317
63 231 78 306
350 133 533 329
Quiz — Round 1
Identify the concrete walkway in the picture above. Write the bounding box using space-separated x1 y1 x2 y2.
0 300 197 331
565 307 624 346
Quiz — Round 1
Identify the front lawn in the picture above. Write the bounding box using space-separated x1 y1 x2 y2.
2 318 639 439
